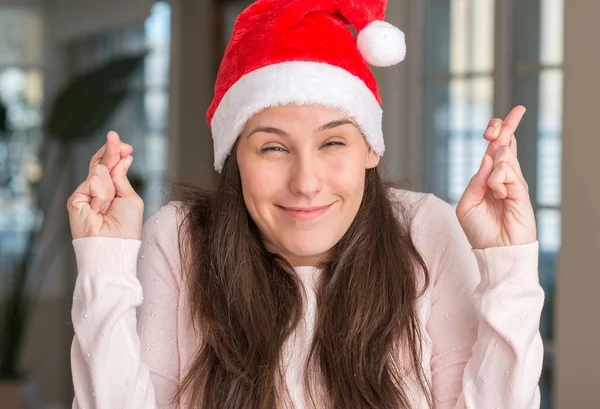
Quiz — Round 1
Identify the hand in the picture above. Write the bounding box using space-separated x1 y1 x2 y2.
67 131 144 240
455 106 537 249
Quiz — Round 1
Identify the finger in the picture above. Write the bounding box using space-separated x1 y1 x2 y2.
456 154 495 213
483 118 504 141
89 141 132 165
496 105 526 147
510 134 517 157
485 106 525 158
111 155 138 199
98 156 136 215
486 130 516 158
486 160 528 200
101 131 126 171
84 165 116 213
493 144 523 179
89 139 133 174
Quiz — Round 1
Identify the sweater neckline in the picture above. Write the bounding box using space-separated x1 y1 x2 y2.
294 265 321 276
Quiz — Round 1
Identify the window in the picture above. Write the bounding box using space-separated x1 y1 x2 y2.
68 1 171 219
421 1 563 408
0 7 44 273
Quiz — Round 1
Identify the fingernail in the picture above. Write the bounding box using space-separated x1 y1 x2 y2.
124 157 132 171
100 202 111 214
485 126 495 135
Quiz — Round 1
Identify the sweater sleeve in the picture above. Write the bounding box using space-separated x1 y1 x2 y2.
70 202 184 409
419 194 544 409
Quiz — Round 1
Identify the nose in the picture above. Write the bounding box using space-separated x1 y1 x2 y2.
288 154 322 198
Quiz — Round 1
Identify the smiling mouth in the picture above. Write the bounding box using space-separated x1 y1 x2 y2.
277 203 335 221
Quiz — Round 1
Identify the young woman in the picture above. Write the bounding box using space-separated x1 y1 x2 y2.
67 0 544 408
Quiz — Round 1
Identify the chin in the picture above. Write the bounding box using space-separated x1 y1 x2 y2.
278 231 340 262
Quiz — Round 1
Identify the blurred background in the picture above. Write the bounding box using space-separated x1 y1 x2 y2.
0 0 596 408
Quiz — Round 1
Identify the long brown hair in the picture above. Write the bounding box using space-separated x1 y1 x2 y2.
170 150 433 409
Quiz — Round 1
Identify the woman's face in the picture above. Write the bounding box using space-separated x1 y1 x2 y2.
236 104 380 267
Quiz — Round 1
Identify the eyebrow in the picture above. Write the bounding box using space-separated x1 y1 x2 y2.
246 119 359 139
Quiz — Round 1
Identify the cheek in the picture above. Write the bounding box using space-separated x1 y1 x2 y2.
327 157 366 195
250 172 276 194
239 160 282 207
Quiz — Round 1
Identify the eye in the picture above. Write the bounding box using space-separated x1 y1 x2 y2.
260 145 288 153
322 140 345 149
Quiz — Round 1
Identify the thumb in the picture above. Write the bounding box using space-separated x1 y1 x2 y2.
457 154 494 212
111 155 137 198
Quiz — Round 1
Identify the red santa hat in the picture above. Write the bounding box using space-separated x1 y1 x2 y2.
207 0 406 172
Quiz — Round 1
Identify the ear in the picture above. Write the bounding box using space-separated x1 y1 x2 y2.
366 147 380 169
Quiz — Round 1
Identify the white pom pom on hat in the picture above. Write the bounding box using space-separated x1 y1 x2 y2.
357 20 406 67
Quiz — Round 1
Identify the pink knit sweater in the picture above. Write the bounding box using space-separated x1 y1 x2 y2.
70 189 544 408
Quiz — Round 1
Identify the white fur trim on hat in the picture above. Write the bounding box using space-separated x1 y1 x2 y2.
210 61 384 172
357 20 406 67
